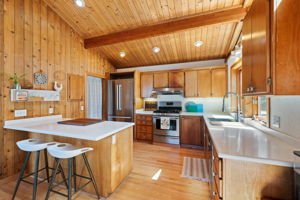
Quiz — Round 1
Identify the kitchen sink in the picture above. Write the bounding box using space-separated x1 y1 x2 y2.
208 117 235 122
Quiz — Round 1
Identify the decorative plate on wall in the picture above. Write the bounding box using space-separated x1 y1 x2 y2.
34 73 48 85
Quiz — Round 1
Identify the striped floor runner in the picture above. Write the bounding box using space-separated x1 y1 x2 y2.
181 157 210 182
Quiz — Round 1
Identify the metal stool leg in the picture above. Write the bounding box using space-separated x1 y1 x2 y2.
44 149 50 183
73 157 77 192
12 152 31 200
32 151 40 200
59 163 69 189
68 158 73 200
45 158 61 200
82 153 100 199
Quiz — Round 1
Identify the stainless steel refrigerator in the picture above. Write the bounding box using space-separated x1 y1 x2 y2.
107 79 134 122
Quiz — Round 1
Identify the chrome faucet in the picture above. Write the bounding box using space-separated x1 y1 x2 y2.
222 92 241 122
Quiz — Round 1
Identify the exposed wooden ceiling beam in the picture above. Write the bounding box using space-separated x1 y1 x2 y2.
84 7 247 49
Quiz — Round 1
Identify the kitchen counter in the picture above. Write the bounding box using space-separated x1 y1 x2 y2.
4 115 134 141
204 115 300 167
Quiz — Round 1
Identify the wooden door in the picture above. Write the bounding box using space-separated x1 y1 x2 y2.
185 71 198 97
153 72 169 88
68 74 84 100
141 73 153 98
180 116 204 147
169 71 184 88
242 7 253 94
211 68 227 97
198 69 212 97
250 0 271 94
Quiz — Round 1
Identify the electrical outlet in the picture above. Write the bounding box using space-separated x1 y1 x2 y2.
272 115 280 128
80 105 84 111
48 107 54 114
14 109 27 117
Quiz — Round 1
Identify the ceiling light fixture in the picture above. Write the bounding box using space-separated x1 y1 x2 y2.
74 0 85 8
119 52 126 57
152 47 160 53
194 40 203 47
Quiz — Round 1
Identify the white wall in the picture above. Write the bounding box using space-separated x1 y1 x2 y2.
117 59 225 72
270 96 300 139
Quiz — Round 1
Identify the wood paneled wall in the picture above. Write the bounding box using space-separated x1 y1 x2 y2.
0 0 115 178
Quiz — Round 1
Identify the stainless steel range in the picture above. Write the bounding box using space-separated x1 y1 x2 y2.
153 101 182 145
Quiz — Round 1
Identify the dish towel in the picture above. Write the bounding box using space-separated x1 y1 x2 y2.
160 117 170 130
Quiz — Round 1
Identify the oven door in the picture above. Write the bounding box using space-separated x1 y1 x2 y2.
153 116 179 136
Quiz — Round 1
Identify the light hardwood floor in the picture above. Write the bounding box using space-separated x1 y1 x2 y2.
0 142 210 200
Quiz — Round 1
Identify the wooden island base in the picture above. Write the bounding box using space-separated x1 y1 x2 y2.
28 126 133 198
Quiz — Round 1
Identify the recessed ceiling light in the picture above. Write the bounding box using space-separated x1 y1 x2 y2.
119 52 126 57
194 40 203 47
152 47 160 53
74 0 85 8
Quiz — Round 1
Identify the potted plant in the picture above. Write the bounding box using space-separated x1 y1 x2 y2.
9 73 26 90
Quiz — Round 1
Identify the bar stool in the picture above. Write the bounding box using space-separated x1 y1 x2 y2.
12 139 68 200
45 143 100 200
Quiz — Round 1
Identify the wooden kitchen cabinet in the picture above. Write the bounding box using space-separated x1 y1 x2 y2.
169 71 184 88
136 114 153 141
198 69 212 97
141 73 153 98
211 68 227 97
242 0 271 95
185 71 198 97
153 72 168 88
180 116 204 148
242 0 300 95
68 74 84 100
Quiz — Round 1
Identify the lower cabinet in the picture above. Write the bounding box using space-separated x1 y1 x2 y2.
136 114 153 141
180 116 204 148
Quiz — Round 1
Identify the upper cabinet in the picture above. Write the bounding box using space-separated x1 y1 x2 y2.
68 74 84 100
242 0 300 95
141 73 153 98
153 72 168 88
169 71 184 88
198 69 212 97
211 68 227 97
140 67 227 98
185 71 198 97
242 0 271 95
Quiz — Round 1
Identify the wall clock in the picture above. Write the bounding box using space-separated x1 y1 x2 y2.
34 72 48 85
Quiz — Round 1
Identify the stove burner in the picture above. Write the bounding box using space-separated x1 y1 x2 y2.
153 110 181 114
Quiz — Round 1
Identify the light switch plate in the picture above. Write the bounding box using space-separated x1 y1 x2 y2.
272 115 280 128
49 107 54 114
80 105 84 111
15 109 27 117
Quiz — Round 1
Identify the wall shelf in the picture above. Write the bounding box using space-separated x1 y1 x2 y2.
10 89 60 102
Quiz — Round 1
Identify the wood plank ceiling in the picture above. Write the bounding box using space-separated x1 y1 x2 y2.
43 0 253 68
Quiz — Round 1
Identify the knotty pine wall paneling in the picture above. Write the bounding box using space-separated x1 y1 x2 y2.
0 0 115 178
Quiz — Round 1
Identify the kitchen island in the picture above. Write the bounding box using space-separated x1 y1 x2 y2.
4 115 135 198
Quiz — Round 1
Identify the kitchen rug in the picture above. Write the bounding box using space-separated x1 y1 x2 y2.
181 157 210 182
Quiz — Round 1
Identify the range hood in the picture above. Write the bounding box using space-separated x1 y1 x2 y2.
152 88 183 95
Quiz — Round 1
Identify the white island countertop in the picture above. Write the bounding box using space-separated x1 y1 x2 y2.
4 115 135 141
204 115 300 167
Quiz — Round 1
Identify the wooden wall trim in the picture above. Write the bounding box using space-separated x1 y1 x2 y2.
0 0 4 178
84 8 247 48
